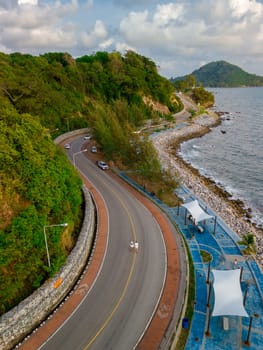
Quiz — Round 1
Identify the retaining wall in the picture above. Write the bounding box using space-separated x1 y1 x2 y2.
0 186 96 350
54 128 90 144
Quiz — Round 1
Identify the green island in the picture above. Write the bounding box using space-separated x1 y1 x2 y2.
171 60 263 87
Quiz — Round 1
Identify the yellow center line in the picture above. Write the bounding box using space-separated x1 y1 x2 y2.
84 182 137 349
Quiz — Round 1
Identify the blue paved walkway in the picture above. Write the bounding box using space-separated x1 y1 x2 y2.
173 186 263 350
121 173 263 350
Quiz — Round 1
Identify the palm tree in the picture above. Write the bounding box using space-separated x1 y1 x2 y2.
239 233 255 253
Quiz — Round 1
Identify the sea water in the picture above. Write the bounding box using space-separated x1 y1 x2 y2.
179 87 263 227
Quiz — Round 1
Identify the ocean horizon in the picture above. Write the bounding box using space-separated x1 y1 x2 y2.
179 87 263 228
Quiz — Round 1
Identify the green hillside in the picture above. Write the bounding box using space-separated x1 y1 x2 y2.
171 60 263 87
0 50 182 314
0 110 83 314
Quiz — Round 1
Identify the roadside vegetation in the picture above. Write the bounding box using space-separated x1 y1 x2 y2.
172 74 215 107
174 240 195 349
238 233 256 254
0 111 83 314
0 50 184 314
0 50 214 319
200 250 212 263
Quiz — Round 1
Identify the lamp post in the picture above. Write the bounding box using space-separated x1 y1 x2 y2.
206 281 212 307
73 149 87 167
244 316 253 346
205 306 212 337
43 223 68 268
206 260 211 284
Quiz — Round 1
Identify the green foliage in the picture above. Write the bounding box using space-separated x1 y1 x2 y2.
200 250 212 263
172 74 214 108
0 109 82 314
1 50 182 133
190 86 215 107
76 50 180 112
0 52 86 132
239 233 256 253
0 49 182 314
172 74 196 91
136 140 162 180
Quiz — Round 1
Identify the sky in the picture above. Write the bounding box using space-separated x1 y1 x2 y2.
1 0 263 78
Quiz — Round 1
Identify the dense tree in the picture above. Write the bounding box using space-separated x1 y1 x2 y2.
0 49 184 314
0 109 82 314
190 86 214 107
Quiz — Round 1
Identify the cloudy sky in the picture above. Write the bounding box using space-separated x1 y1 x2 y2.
1 0 263 78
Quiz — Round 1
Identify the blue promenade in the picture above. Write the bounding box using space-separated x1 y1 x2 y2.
173 186 263 350
121 173 263 350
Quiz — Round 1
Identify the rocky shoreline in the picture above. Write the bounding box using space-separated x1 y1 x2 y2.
151 111 263 267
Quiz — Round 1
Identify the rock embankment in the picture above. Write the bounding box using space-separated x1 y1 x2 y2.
152 111 263 267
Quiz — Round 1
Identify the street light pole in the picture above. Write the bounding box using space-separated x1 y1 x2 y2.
73 149 87 167
43 223 68 268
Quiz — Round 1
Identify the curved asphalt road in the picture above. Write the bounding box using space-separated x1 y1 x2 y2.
40 137 167 350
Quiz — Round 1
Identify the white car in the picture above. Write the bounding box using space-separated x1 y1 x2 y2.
96 161 109 170
64 143 71 149
91 146 97 153
84 135 91 140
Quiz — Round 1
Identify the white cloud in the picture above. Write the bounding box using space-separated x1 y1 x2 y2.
229 0 262 18
153 3 185 26
85 0 93 9
81 20 108 47
99 38 114 49
119 0 263 76
114 0 153 6
2 25 76 49
18 0 38 5
115 41 136 53
0 0 80 52
1 0 263 76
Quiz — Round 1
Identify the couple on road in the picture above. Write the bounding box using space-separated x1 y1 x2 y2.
130 240 139 252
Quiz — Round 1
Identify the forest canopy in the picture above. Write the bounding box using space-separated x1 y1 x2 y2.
0 50 183 314
0 109 83 314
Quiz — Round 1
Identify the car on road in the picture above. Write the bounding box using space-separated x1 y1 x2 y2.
64 143 71 149
91 146 97 153
96 161 109 170
84 135 91 140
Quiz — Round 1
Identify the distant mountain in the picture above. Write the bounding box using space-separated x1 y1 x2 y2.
171 61 263 87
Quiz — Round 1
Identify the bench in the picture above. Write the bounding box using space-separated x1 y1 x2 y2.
223 317 229 330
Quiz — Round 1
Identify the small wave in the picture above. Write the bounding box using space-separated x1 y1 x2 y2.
245 209 263 228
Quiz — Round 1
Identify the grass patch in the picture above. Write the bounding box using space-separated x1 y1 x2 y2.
173 238 195 349
200 250 212 263
127 172 180 207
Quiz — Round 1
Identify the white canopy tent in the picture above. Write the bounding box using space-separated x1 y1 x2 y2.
182 199 214 225
212 269 249 317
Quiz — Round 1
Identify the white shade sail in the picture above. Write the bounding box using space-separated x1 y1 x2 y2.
182 200 213 224
212 269 249 317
